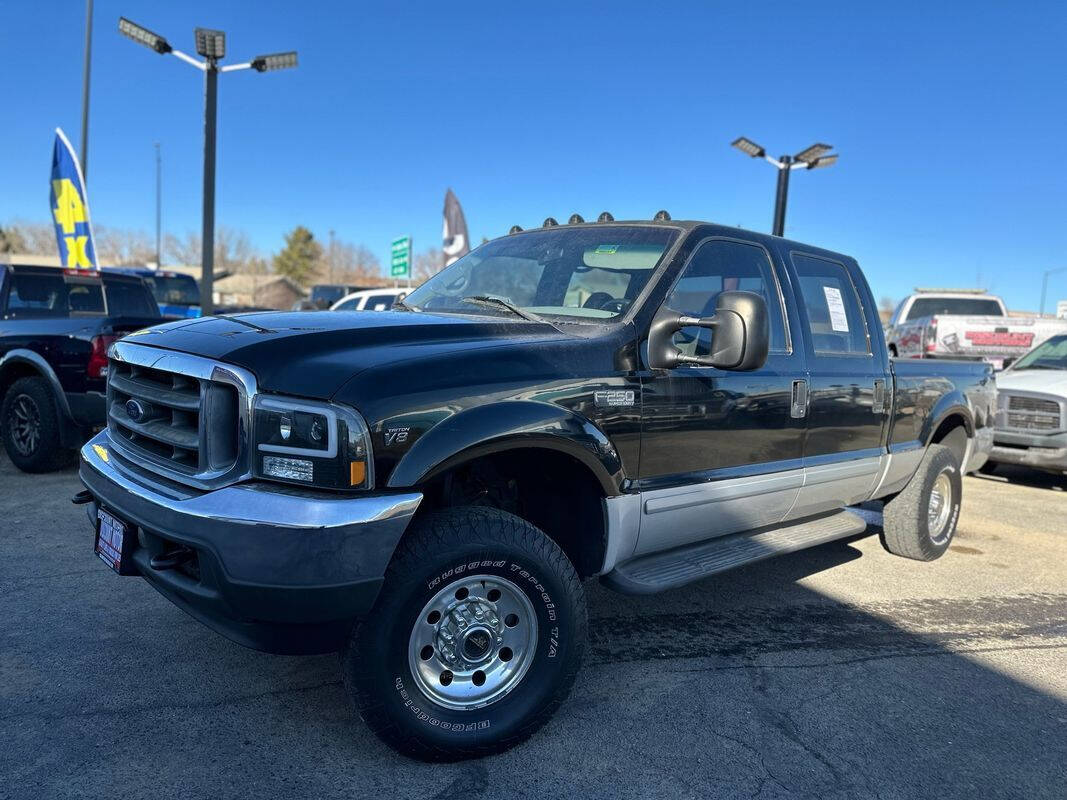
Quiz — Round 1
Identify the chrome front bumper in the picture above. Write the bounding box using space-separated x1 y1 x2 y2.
79 430 422 653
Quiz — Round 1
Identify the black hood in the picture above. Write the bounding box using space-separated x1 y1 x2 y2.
122 310 567 398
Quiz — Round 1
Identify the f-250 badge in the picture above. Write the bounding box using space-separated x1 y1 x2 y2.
384 427 411 446
594 389 635 408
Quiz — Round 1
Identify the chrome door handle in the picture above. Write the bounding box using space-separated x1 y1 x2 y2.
790 379 808 419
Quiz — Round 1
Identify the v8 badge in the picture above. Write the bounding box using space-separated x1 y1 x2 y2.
384 427 411 446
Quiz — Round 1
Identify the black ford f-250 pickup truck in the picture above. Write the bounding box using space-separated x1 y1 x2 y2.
77 217 994 760
1 264 160 472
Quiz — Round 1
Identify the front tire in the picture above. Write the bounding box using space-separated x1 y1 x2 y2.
881 444 961 561
342 506 587 761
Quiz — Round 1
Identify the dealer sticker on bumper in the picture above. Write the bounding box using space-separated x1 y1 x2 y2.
95 508 129 572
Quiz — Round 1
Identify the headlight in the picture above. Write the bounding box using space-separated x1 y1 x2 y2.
252 395 373 490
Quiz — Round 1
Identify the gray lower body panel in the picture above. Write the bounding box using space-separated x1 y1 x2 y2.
603 509 868 594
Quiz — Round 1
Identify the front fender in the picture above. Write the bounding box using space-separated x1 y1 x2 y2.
0 348 73 419
386 400 624 495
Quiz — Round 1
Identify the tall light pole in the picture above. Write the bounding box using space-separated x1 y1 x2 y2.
731 138 838 237
80 0 94 180
118 18 297 315
154 142 162 269
1039 266 1067 316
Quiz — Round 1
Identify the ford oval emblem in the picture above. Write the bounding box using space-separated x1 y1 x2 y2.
125 399 146 422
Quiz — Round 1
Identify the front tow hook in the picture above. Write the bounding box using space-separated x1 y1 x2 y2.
149 547 195 571
72 489 94 505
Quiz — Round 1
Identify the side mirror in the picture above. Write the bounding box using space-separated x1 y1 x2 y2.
648 290 769 371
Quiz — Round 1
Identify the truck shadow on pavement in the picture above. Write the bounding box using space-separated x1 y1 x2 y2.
974 463 1065 492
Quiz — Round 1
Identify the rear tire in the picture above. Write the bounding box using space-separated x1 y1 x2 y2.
1 377 76 473
881 444 961 561
342 506 587 761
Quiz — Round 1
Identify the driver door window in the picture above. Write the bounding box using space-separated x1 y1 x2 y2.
665 239 789 356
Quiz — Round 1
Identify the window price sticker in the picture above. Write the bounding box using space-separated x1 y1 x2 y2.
823 285 850 332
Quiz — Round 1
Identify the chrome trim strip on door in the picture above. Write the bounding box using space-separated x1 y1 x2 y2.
633 468 804 556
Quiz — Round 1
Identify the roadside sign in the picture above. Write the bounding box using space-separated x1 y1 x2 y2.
391 236 412 279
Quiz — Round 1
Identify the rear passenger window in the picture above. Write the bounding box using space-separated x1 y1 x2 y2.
66 282 105 314
665 239 789 356
104 280 159 317
4 273 68 316
791 254 870 355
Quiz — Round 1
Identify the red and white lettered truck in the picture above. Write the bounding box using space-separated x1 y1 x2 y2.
886 289 1067 369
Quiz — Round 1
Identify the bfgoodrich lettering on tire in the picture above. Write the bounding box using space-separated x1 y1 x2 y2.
881 443 962 561
341 506 587 761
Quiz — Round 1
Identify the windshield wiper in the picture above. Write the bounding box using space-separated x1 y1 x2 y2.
392 298 418 312
460 295 548 324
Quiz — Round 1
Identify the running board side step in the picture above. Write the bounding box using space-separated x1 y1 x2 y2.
601 510 868 595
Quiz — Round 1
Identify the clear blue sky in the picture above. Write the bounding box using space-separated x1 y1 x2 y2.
2 0 1065 310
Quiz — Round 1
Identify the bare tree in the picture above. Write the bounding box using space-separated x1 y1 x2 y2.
95 226 155 265
164 226 258 272
0 225 27 254
324 241 383 285
0 220 56 255
413 248 445 283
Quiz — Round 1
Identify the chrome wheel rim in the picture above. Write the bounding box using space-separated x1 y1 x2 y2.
9 394 41 456
928 470 954 544
408 574 538 711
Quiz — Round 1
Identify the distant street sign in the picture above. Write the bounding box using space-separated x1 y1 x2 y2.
391 235 412 279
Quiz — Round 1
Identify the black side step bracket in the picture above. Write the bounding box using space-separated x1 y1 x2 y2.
601 510 868 595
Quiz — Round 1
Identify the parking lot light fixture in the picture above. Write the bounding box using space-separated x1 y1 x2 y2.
732 136 838 236
194 27 225 59
118 17 171 53
251 51 298 72
793 143 832 166
731 137 766 159
117 17 297 315
805 153 838 170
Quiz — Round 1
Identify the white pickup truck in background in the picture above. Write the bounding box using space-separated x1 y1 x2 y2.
886 289 1067 369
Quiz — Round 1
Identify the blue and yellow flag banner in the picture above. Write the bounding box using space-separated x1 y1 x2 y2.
50 128 97 269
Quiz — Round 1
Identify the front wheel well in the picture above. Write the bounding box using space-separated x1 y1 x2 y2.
0 361 44 401
413 448 608 579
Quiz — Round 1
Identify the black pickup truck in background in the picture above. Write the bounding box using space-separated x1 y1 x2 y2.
77 218 995 760
0 264 161 472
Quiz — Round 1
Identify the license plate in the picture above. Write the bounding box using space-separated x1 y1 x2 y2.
95 508 131 573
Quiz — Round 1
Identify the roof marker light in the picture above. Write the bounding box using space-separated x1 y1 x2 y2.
568 214 584 224
597 211 614 222
653 210 671 221
542 217 558 227
508 225 523 235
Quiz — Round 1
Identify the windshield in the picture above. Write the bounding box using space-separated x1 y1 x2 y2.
906 297 1003 320
144 275 199 306
1012 335 1067 371
404 226 679 322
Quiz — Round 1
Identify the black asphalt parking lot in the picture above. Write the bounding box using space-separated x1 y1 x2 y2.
2 453 1065 800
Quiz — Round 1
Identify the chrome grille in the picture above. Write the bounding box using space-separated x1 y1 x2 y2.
108 362 204 469
105 341 256 490
1005 394 1063 432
